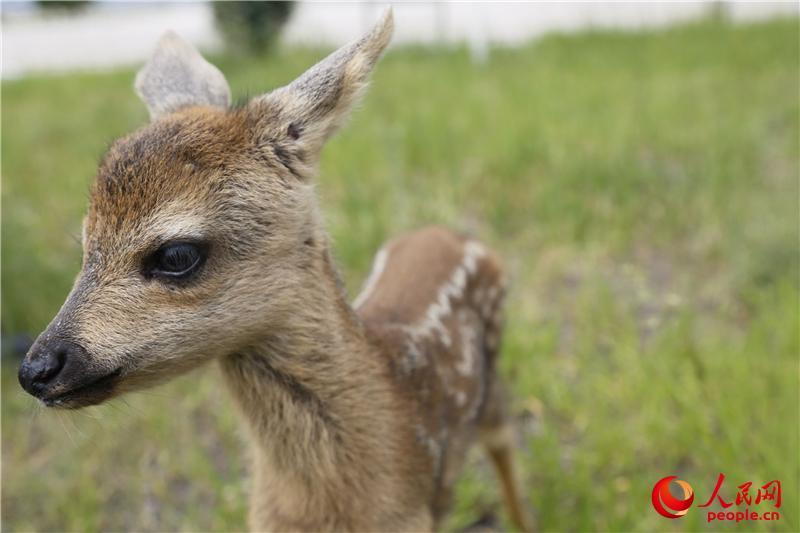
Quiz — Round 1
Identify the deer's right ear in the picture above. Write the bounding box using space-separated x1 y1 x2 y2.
248 9 394 170
135 32 231 120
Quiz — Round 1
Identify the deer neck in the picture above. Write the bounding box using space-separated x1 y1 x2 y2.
218 238 403 524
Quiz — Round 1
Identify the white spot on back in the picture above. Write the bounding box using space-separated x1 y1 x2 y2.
454 391 467 407
409 241 486 348
416 425 445 476
455 312 478 376
401 336 427 373
353 247 389 309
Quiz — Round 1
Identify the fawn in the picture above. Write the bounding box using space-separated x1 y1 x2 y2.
18 10 530 532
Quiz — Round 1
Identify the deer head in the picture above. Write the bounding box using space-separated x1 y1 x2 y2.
19 10 394 409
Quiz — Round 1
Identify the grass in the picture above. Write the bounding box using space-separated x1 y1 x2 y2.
2 16 799 532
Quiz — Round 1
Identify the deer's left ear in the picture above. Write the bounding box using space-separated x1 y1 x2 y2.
251 8 394 164
135 32 231 120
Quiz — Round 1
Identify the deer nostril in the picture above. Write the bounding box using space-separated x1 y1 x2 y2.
38 350 65 382
18 341 74 396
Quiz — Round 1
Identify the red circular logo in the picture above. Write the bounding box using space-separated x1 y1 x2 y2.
652 476 694 518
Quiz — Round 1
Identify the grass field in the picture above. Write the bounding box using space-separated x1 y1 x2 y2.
2 17 798 532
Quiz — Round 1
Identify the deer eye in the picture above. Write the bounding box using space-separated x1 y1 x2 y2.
146 242 206 280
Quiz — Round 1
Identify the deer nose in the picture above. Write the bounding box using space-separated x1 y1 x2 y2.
18 340 78 397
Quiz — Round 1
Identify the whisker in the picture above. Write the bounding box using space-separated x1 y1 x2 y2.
64 411 87 440
56 411 77 447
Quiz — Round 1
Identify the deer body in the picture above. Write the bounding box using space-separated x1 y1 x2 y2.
19 11 530 532
220 227 515 530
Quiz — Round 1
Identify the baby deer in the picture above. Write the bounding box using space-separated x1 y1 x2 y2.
18 10 531 532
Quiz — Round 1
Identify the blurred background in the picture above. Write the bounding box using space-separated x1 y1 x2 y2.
2 1 798 531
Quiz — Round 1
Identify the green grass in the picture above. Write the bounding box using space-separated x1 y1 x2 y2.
2 17 798 532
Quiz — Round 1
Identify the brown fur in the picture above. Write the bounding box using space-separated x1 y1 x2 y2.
20 10 531 532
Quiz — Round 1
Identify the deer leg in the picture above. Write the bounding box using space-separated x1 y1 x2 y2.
479 378 533 533
485 429 532 533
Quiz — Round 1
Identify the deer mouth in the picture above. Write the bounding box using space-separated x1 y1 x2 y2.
41 367 123 409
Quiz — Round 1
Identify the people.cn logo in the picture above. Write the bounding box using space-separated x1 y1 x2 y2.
652 476 695 518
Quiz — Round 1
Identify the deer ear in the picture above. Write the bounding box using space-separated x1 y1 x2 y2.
253 8 393 161
135 32 231 120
